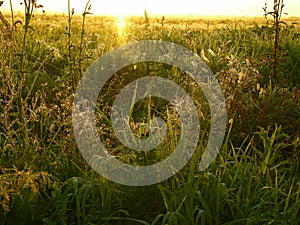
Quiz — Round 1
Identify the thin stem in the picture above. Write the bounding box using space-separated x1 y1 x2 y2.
79 0 91 76
68 0 72 61
9 0 14 33
20 0 34 71
273 0 279 80
67 0 75 90
272 0 284 81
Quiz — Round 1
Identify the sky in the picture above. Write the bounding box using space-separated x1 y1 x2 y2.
1 0 300 17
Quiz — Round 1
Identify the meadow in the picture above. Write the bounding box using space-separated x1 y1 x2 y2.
0 4 300 225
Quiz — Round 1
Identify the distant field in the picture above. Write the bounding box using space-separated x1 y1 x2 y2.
5 12 300 28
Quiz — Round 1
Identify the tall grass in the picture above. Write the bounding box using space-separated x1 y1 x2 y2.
0 1 299 224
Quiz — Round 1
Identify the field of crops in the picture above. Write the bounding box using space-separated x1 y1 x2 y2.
0 4 300 225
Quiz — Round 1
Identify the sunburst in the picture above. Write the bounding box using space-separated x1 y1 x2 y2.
117 15 126 37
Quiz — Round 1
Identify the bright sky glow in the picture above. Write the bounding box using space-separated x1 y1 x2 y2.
1 0 300 17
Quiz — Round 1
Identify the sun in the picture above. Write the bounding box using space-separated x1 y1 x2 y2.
116 15 127 37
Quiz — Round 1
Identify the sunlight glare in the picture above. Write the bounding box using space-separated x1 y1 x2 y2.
117 15 127 37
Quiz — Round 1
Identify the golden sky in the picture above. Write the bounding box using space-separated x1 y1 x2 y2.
2 0 300 17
